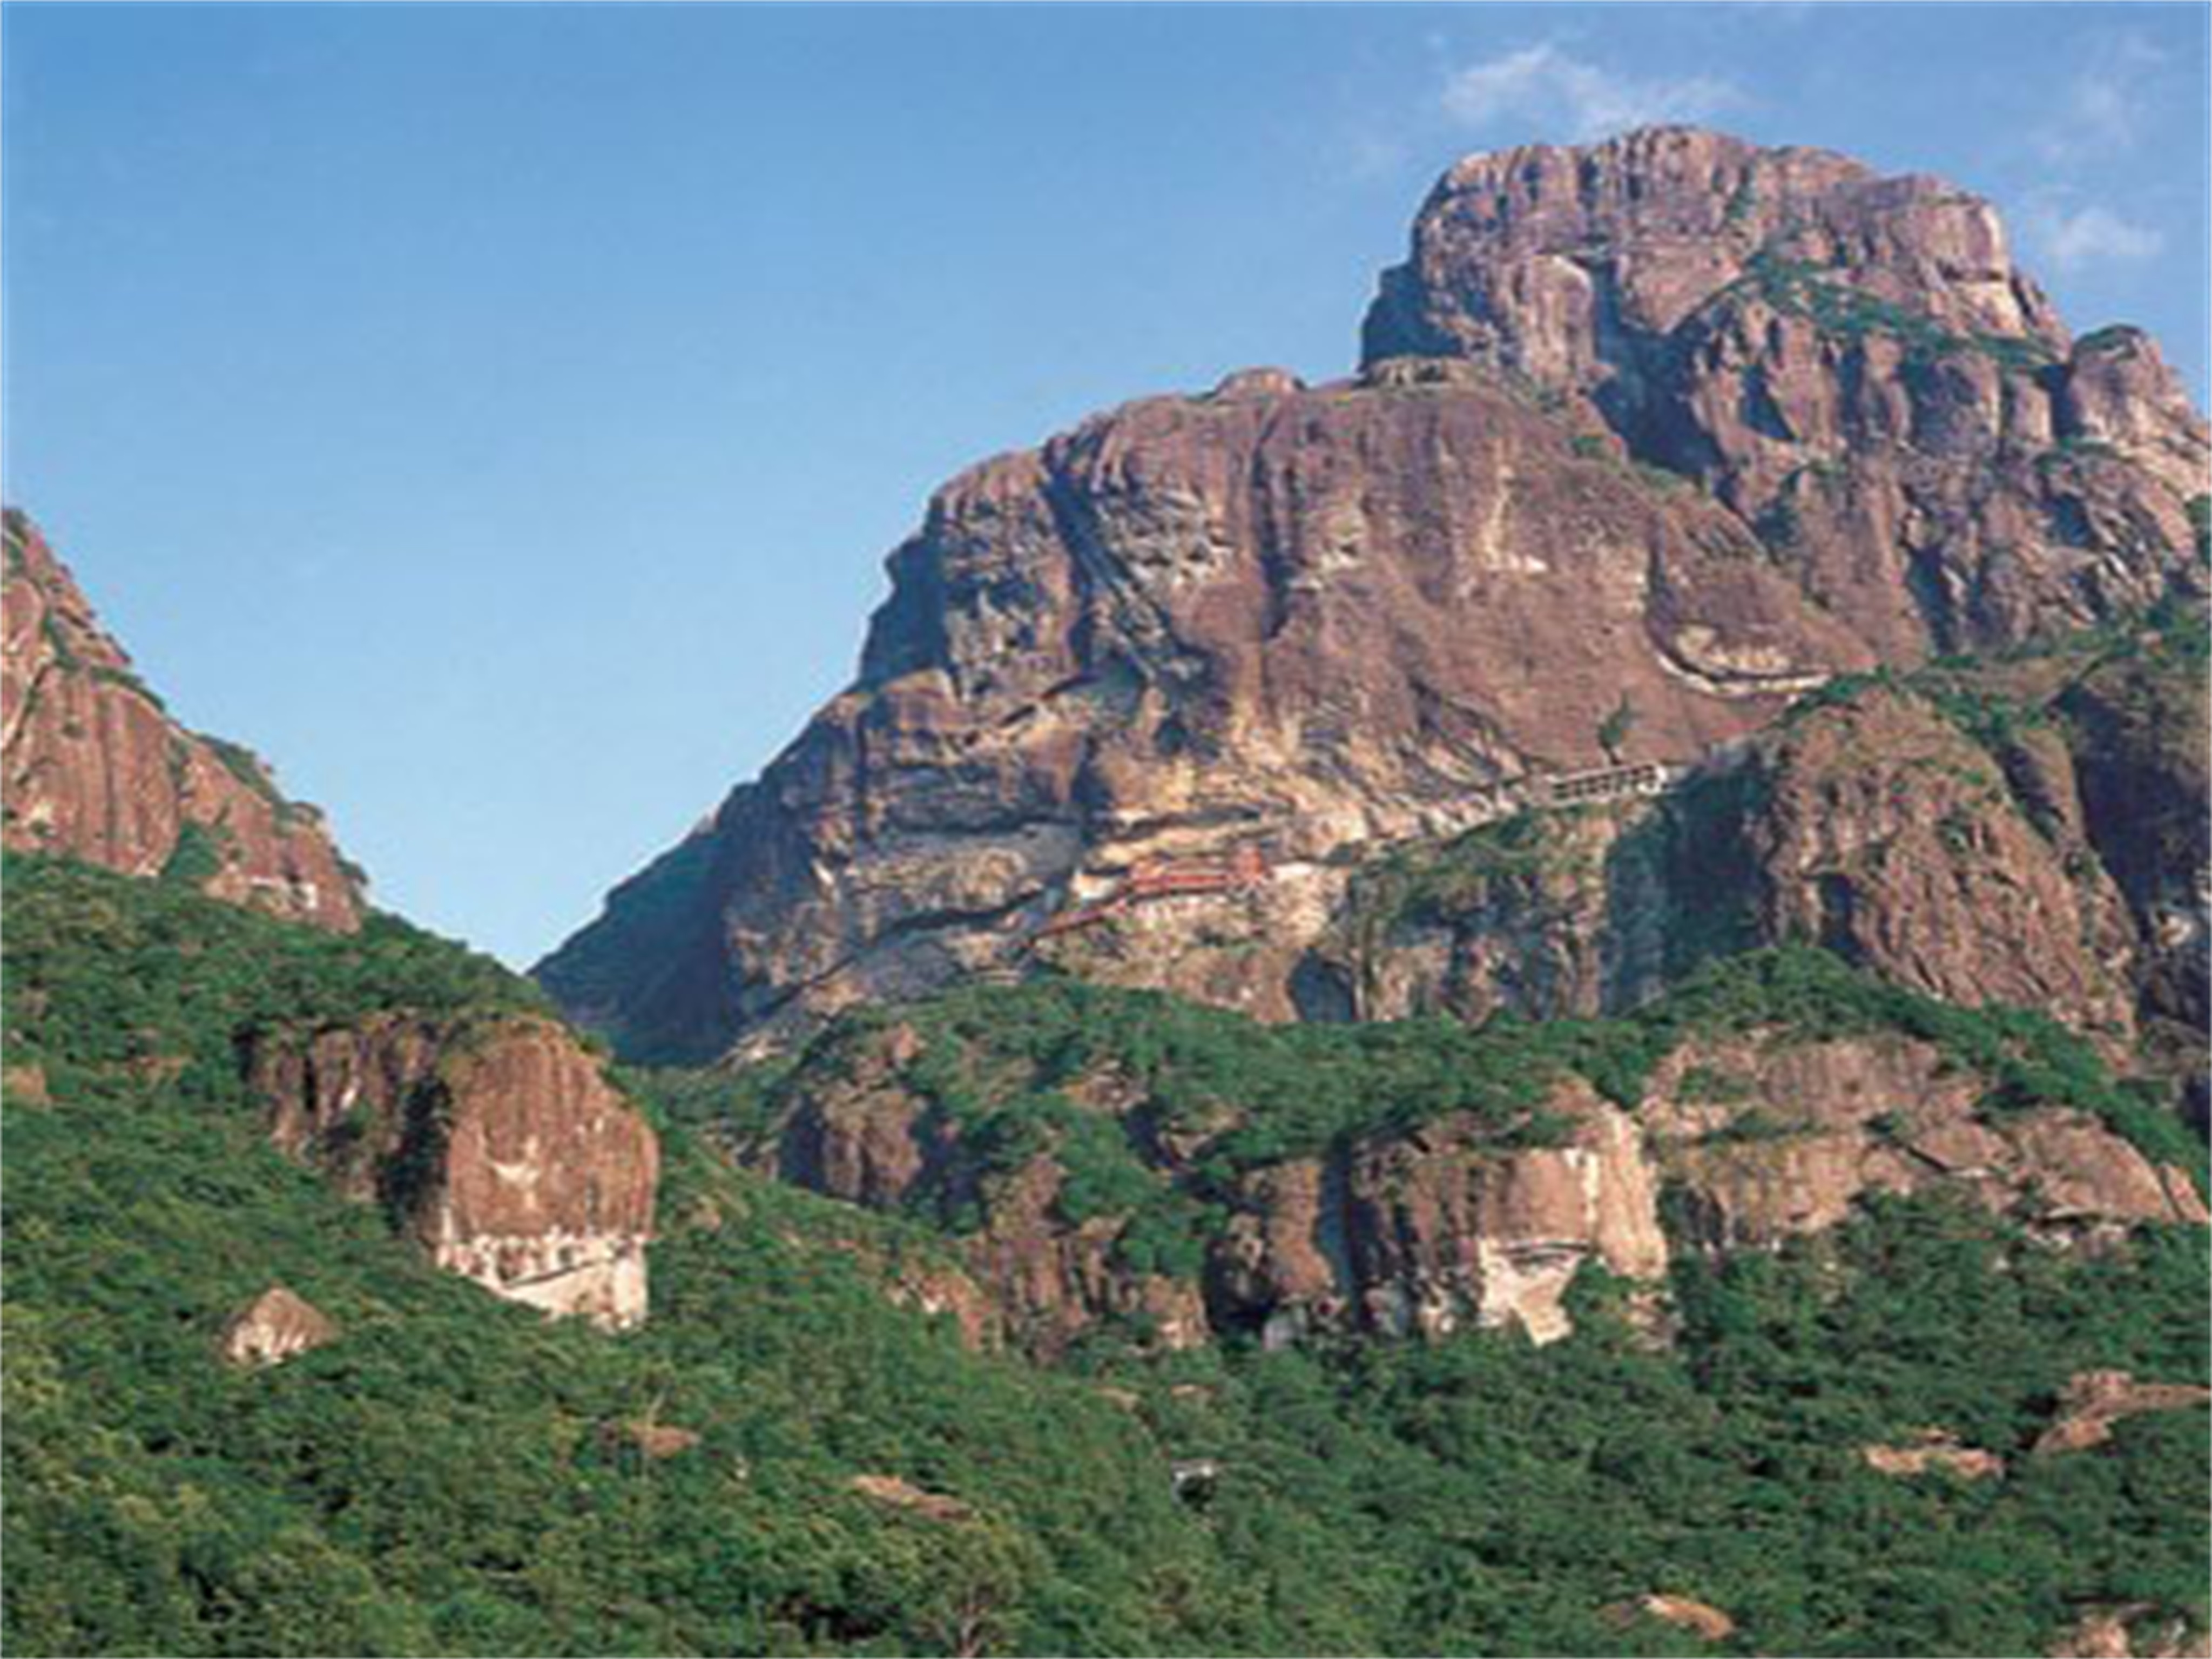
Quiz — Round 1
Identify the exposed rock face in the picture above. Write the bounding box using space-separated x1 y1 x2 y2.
247 1013 659 1330
1860 1431 2005 1481
750 1021 1667 1355
2031 1370 2212 1457
1644 1032 2206 1249
849 1473 974 1523
540 129 2203 1064
1333 628 2204 1061
1248 1084 1669 1347
2 510 363 931
2 1063 52 1108
1741 689 2139 1040
1362 127 2208 659
219 1285 339 1369
615 1419 702 1461
738 1014 2197 1358
1307 798 1680 1027
2056 643 2211 1075
765 1028 1206 1357
1615 1595 1736 1643
542 343 1868 1059
2051 1608 2212 1659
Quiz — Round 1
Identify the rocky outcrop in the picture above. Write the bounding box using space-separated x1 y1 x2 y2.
247 1013 659 1330
1230 1084 1669 1347
541 129 2202 1064
2 510 364 931
737 1009 2197 1358
1307 795 1686 1027
1860 1430 2005 1481
1645 1031 2206 1249
2056 641 2211 1079
849 1473 975 1524
749 1020 1667 1355
218 1285 339 1369
1741 689 2140 1041
1327 624 2204 1059
543 360 1869 1060
1606 1595 1737 1643
2051 1608 2212 1659
1362 127 2207 659
2032 1371 2212 1457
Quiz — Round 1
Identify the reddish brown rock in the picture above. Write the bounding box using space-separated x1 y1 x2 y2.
2050 1608 2212 1659
1331 1083 1668 1345
247 1013 660 1330
1341 637 2201 1056
1644 1031 2205 1249
616 1418 702 1461
219 1285 339 1370
2 1063 52 1107
2058 642 2211 1074
1743 689 2139 1040
740 1007 2201 1359
1362 127 2206 659
541 129 2200 1064
543 366 1869 1060
2 510 363 930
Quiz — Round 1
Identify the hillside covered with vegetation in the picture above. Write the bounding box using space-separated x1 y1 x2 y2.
5 853 2207 1657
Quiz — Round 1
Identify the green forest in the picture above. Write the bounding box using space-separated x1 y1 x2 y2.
4 852 2207 1656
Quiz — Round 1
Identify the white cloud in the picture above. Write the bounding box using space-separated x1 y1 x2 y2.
1440 43 1745 141
2036 32 2168 165
2027 204 2164 272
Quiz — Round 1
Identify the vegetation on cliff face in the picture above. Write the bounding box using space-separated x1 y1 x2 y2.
707 943 2201 1226
9 855 2202 1657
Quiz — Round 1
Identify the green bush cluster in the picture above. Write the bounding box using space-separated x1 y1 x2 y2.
1746 251 2054 370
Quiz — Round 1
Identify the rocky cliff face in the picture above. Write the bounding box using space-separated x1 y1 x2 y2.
748 1020 1669 1355
539 129 2205 1064
2 510 363 930
1362 127 2208 659
735 1004 2198 1359
247 1013 660 1329
1644 1031 2204 1248
544 363 1876 1059
1329 621 2206 1083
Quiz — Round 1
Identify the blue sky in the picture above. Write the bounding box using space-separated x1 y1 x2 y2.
6 2 2207 966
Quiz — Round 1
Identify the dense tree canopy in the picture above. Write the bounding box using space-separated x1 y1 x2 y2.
4 854 2206 1656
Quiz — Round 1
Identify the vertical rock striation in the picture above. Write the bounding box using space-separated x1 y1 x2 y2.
2 509 364 930
540 128 2206 1062
248 1013 660 1330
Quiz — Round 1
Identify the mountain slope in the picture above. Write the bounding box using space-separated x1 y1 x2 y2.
538 129 2208 1064
7 853 2207 1658
2 509 365 932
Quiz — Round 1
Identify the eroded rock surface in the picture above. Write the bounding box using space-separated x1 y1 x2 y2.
540 129 2203 1065
2032 1370 2212 1457
1645 1031 2206 1248
248 1013 660 1330
1327 639 2205 1065
2 510 363 930
542 367 1867 1060
219 1285 339 1369
1363 127 2207 658
1860 1430 2005 1481
737 1013 2197 1358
